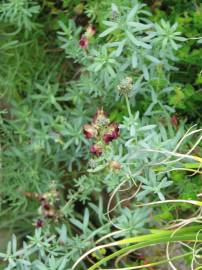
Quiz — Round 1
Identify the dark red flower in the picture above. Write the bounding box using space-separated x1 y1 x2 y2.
83 124 97 139
79 35 88 49
111 123 119 139
103 123 119 144
103 133 113 144
171 115 178 127
43 203 51 210
36 219 44 228
90 144 102 156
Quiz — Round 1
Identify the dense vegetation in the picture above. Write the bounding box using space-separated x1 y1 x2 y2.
0 0 202 269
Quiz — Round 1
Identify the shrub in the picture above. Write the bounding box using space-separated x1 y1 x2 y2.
0 1 201 269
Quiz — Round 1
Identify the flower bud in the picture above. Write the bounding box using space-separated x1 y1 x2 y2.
109 160 121 170
117 77 133 95
88 158 97 169
111 4 120 21
86 25 96 38
90 144 103 156
83 124 97 139
74 3 84 15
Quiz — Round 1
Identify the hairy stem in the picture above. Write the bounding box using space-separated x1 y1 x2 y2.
125 95 132 117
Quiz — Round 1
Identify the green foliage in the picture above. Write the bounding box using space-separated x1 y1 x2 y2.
0 0 40 32
151 0 202 118
0 0 201 269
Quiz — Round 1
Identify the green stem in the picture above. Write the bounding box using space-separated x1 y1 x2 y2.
87 232 202 270
125 94 132 117
154 162 201 171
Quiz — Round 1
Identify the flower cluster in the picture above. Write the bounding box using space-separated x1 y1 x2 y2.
33 182 60 227
83 109 119 156
117 77 133 95
79 24 96 49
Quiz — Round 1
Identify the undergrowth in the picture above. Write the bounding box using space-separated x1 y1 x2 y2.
0 0 202 269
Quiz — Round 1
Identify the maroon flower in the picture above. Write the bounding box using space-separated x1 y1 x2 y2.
90 144 103 156
171 115 178 127
79 35 88 49
83 124 97 139
103 133 113 144
103 123 119 144
111 123 119 139
36 219 44 228
43 203 51 210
